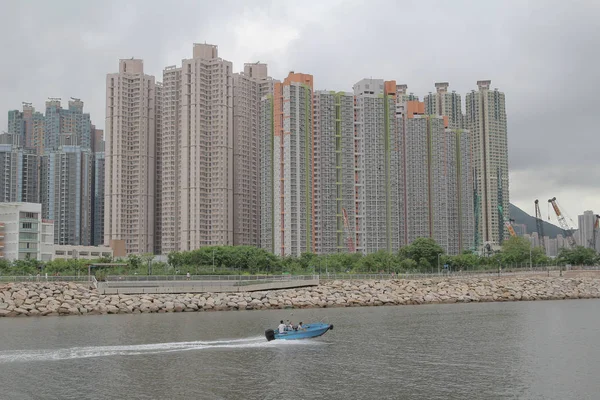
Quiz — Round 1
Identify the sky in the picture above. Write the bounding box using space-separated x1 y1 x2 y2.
0 0 598 227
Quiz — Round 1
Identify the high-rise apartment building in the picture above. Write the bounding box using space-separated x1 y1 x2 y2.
352 79 401 254
577 210 598 249
260 94 275 253
261 72 314 257
159 65 182 254
465 80 509 246
424 82 463 129
396 100 473 255
154 83 163 255
92 145 105 246
105 59 158 254
8 104 45 154
178 44 233 250
41 134 93 246
313 90 356 254
0 133 39 203
43 98 92 152
4 99 104 247
233 63 275 247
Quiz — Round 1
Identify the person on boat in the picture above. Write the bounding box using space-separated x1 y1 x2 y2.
297 322 305 331
278 320 287 334
287 320 295 331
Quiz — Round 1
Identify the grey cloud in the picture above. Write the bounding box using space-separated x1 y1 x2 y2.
0 0 597 215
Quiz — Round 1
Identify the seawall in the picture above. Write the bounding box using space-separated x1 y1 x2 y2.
1 276 600 317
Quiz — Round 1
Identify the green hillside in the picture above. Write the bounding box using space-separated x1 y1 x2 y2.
509 203 569 238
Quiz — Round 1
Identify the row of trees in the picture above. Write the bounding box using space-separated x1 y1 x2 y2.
166 237 600 275
1 237 598 277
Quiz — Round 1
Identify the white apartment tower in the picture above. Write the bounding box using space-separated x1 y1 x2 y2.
233 63 275 246
179 44 234 250
105 59 158 254
465 80 509 245
352 79 401 254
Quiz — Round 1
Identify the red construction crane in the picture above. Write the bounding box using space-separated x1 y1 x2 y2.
504 221 517 237
548 197 577 248
342 208 355 253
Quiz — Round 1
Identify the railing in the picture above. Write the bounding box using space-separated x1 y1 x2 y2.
0 275 93 283
104 274 318 282
318 266 600 281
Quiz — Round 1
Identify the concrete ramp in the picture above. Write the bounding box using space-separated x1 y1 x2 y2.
97 275 319 295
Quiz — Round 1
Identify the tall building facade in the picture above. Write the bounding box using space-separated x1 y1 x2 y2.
352 79 401 254
105 59 158 254
154 83 163 254
261 72 314 257
178 44 233 250
260 94 275 253
0 133 39 203
92 148 105 246
577 210 598 249
396 100 473 255
313 90 355 254
233 63 275 247
465 80 509 246
41 134 93 246
159 66 182 254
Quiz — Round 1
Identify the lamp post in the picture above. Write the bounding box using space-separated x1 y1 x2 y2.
212 249 215 273
437 253 441 275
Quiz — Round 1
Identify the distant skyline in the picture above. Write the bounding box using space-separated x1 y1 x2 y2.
1 0 598 221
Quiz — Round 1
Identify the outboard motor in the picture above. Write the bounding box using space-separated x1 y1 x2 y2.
265 329 276 341
329 324 334 330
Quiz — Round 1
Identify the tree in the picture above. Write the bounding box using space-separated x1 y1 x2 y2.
450 253 479 270
558 246 597 266
141 253 154 274
500 236 531 265
399 237 444 267
127 254 142 270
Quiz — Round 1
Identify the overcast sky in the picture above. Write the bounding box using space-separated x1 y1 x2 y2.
1 0 598 226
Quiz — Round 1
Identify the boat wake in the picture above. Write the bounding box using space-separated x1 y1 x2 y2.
0 336 319 364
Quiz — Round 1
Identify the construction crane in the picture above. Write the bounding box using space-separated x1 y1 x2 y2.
504 221 517 237
534 199 546 254
342 208 355 253
548 197 577 248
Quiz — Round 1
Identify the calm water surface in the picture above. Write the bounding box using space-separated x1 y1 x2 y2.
0 299 598 400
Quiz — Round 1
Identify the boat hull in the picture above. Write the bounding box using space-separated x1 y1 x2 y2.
265 323 333 341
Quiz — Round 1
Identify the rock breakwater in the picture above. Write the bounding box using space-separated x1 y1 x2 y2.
1 276 600 317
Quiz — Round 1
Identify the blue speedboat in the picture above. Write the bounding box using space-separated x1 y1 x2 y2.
265 323 333 341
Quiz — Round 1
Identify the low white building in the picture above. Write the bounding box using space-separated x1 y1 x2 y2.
53 244 113 260
0 203 54 261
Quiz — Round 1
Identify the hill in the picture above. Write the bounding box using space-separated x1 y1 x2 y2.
509 203 568 238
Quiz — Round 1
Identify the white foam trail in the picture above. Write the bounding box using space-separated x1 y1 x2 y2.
0 336 321 364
